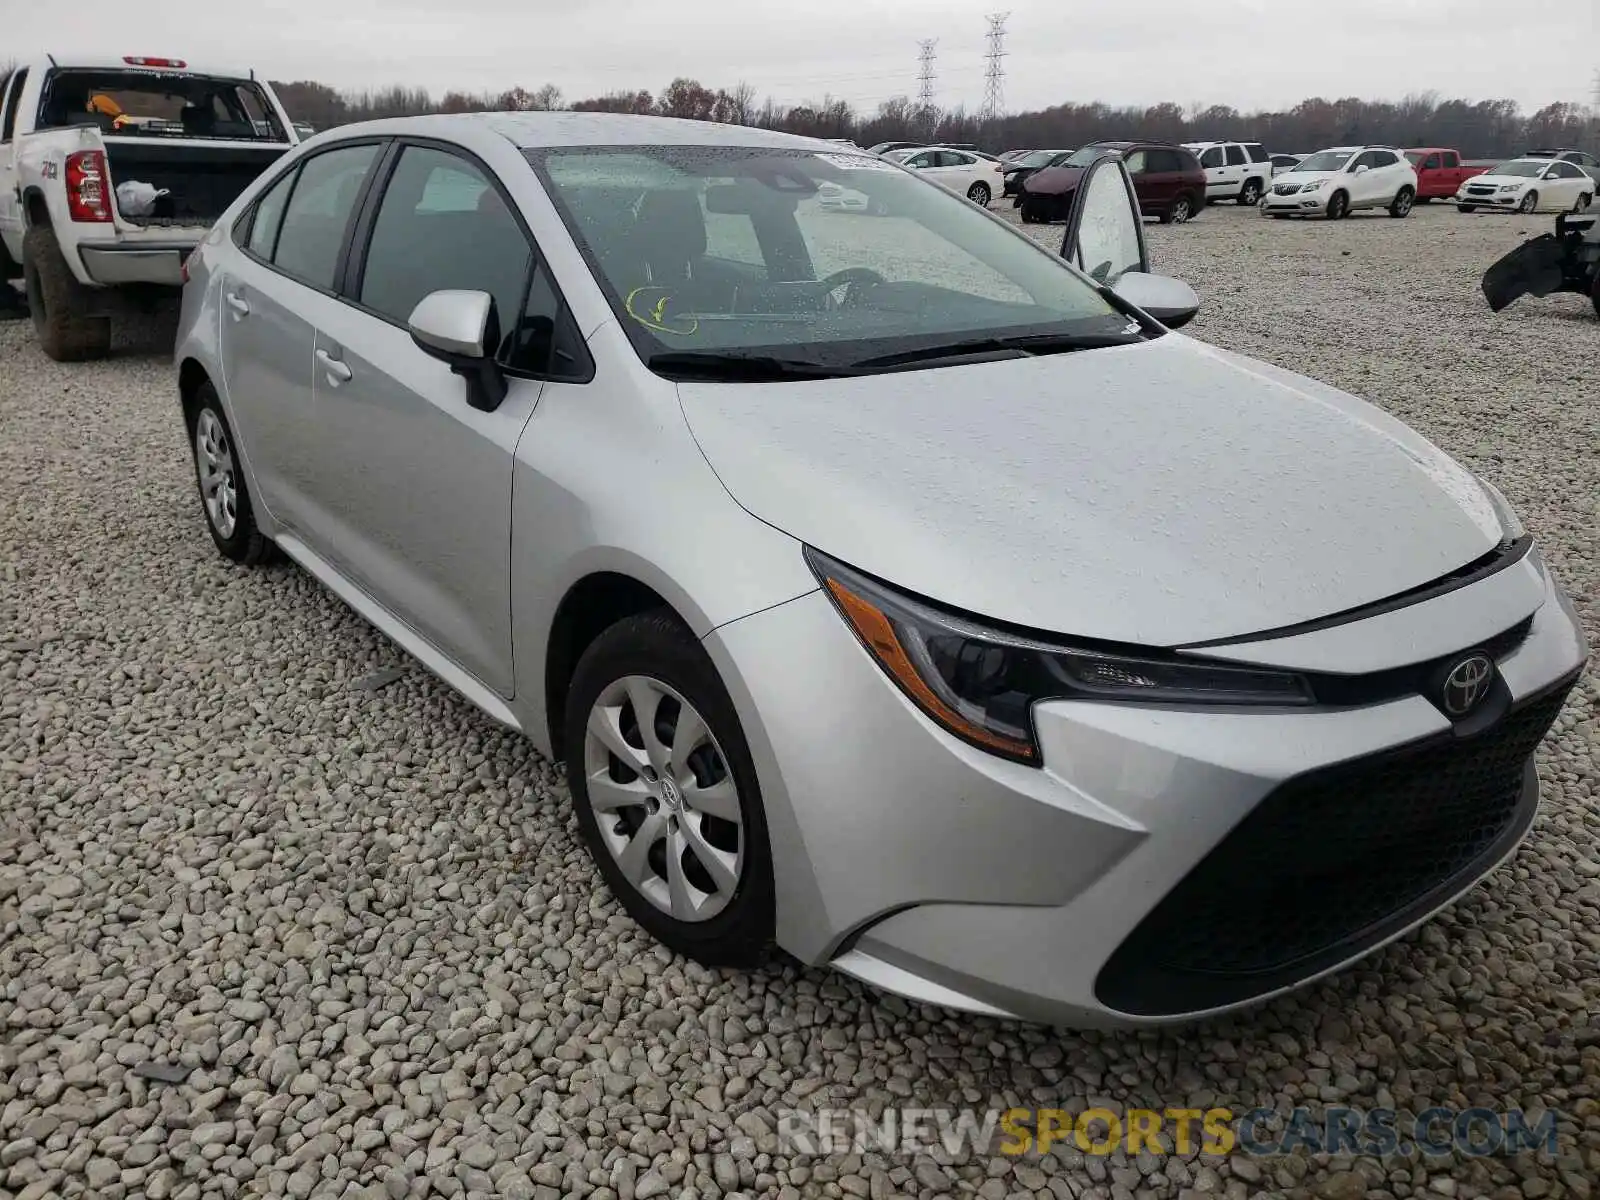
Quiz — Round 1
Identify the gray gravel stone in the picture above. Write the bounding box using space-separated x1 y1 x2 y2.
0 204 1593 1200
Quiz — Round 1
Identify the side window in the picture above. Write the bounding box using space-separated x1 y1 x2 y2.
1121 149 1148 174
243 168 297 258
1441 151 1459 168
1554 162 1580 179
1245 144 1269 163
504 261 590 380
1350 151 1378 170
273 143 381 289
1421 154 1441 170
358 144 531 346
904 151 935 168
1 68 29 141
1199 147 1223 169
1373 151 1399 167
1224 144 1247 166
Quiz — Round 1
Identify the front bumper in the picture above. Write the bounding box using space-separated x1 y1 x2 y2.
705 553 1587 1027
1457 191 1524 209
1261 189 1328 213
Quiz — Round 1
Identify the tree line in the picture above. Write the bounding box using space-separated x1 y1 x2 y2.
214 76 1600 159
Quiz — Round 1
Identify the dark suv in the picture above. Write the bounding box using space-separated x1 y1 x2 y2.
1019 142 1207 225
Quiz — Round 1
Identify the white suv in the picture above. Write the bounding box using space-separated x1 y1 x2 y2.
1260 146 1419 220
1183 140 1272 206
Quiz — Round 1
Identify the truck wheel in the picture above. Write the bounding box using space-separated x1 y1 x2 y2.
23 227 111 362
1517 191 1538 214
1388 187 1415 217
1237 178 1263 206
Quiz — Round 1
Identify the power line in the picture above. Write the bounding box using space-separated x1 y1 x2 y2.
916 39 938 109
981 13 1009 122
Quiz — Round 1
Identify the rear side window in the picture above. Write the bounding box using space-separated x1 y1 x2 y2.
1224 145 1247 166
1371 151 1399 167
272 143 380 289
1 68 29 141
1553 162 1581 179
1422 153 1441 170
1245 144 1268 163
1441 151 1459 168
358 145 531 344
245 169 296 258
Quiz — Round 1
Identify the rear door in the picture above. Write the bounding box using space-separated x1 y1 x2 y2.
1219 143 1249 197
0 68 30 263
1122 147 1165 212
1546 161 1586 207
217 141 384 534
298 140 585 696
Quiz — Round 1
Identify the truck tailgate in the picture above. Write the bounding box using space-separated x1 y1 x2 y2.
103 139 288 225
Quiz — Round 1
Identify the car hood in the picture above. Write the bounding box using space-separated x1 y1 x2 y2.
1271 169 1346 186
1464 173 1532 188
1022 165 1085 195
676 335 1505 646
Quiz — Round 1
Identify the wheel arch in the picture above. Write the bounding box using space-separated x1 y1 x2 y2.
22 187 50 230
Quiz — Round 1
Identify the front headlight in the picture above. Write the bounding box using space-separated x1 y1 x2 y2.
1299 180 1325 193
806 549 1313 764
1499 184 1521 193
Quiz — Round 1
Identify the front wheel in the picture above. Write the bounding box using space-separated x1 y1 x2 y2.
1574 192 1593 213
1457 204 1476 212
966 181 991 207
1019 198 1043 223
1326 190 1350 220
1518 191 1538 213
1388 187 1414 218
1238 178 1263 206
564 611 775 967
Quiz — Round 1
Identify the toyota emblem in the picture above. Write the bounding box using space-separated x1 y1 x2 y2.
1439 653 1494 717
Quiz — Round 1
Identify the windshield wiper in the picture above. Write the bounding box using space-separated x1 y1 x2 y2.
850 329 1143 371
646 351 859 381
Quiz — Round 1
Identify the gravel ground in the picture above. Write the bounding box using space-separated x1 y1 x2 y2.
1 201 1597 1200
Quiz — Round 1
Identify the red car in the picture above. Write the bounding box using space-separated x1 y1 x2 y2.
1019 141 1207 225
1403 148 1482 202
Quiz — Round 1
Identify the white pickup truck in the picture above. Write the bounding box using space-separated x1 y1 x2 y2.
0 55 299 360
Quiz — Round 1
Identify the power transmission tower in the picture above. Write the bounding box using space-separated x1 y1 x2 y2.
981 13 1009 122
917 39 938 110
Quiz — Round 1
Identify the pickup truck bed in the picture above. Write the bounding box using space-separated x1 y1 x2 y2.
104 139 289 225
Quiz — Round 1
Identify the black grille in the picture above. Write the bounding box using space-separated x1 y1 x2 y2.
1273 183 1300 196
1466 184 1496 196
1096 674 1578 1016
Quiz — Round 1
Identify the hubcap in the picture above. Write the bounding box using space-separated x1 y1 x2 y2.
582 675 744 922
194 409 237 538
1173 200 1190 222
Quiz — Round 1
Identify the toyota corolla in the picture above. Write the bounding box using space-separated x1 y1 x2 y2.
174 112 1588 1026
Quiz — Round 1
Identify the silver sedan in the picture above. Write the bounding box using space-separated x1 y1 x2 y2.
175 112 1588 1027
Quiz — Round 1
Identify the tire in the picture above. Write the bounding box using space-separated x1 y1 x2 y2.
1269 213 1288 219
564 611 775 967
1574 192 1592 213
1020 198 1043 224
1326 190 1350 220
1161 193 1195 224
1237 178 1264 206
189 382 276 565
1388 187 1414 218
1457 204 1476 213
1592 270 1600 320
1518 191 1538 214
966 181 991 206
23 226 111 362
1415 196 1432 204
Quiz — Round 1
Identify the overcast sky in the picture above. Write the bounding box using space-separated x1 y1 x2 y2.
12 0 1597 115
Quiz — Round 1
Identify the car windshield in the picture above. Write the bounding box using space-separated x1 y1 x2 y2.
1294 151 1355 173
1017 150 1058 167
1492 161 1546 178
527 144 1137 375
37 69 286 141
1063 147 1113 167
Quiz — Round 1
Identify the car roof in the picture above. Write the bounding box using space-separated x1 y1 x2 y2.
35 55 260 78
1182 139 1262 148
320 111 848 152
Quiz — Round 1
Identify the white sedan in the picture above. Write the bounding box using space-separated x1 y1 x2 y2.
886 146 1004 207
1455 158 1595 213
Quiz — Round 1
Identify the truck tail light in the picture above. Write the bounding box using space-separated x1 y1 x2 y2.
65 151 113 223
123 56 187 69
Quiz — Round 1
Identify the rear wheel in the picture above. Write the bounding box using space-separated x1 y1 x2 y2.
23 226 111 362
1161 193 1196 224
1238 178 1264 206
189 382 276 565
966 181 991 206
565 612 774 966
1388 187 1414 217
1518 191 1538 213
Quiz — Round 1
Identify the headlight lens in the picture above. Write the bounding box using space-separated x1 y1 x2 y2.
1499 184 1520 193
1300 180 1325 192
806 549 1313 764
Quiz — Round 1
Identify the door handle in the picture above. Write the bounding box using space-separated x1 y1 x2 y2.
316 348 353 383
225 292 249 317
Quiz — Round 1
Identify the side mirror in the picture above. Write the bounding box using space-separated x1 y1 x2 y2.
408 289 507 413
1112 271 1201 330
1354 164 1370 175
1060 153 1148 285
